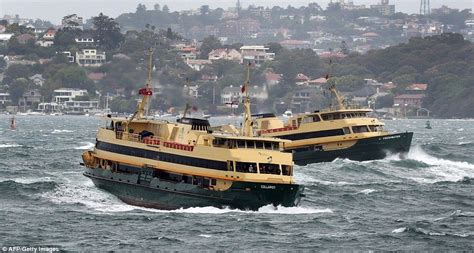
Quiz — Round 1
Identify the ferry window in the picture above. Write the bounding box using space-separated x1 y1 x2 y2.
211 179 217 186
273 142 280 150
212 138 226 147
227 160 234 171
182 175 193 184
312 115 321 122
255 141 263 149
203 178 210 187
237 140 246 148
352 125 369 133
263 142 272 150
193 176 203 185
246 141 255 149
292 120 297 128
303 117 313 123
343 127 351 134
236 162 257 173
333 113 341 120
259 163 281 175
282 165 293 176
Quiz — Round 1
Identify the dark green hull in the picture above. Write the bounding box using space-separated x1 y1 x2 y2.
84 167 303 210
290 132 413 165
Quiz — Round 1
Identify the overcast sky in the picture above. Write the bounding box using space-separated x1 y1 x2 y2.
1 0 472 24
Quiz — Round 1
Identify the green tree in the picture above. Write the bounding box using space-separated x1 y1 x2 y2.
92 13 124 50
8 78 29 104
199 36 222 58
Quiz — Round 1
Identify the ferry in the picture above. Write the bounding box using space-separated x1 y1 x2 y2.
81 53 303 210
251 85 413 165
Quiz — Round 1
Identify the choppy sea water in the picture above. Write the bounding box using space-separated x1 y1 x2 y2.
0 115 473 251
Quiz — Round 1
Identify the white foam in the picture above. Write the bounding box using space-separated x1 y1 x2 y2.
0 143 21 148
132 205 332 215
458 141 472 145
357 189 376 195
52 129 74 134
41 183 136 212
74 142 95 150
0 177 54 184
457 128 464 132
406 145 474 183
198 234 212 238
392 227 406 233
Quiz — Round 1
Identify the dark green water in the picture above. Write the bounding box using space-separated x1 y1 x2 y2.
0 115 473 250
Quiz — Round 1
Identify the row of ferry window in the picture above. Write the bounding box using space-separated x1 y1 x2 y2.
231 161 292 176
97 156 291 176
212 138 280 150
100 160 219 188
341 125 383 135
299 112 368 124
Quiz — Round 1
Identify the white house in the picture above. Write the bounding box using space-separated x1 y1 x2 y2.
53 88 88 104
76 49 106 67
208 48 242 62
64 100 99 114
0 92 11 105
75 37 95 47
0 33 14 44
61 51 75 63
240 45 275 65
29 74 45 86
221 85 268 105
62 14 84 30
186 59 212 71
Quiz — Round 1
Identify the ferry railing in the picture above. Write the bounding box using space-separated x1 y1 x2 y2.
319 104 368 113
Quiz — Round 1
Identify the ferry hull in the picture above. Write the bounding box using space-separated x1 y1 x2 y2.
84 167 303 210
291 132 413 165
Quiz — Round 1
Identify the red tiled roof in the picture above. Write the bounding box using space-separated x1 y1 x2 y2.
295 73 309 81
406 83 428 91
394 94 425 99
87 72 106 81
309 77 327 84
264 73 282 81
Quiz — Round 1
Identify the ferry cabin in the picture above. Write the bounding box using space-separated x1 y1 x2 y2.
254 108 388 150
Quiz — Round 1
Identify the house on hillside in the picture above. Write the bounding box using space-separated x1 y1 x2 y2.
393 94 425 108
75 35 95 47
221 85 268 106
208 48 242 62
18 89 42 107
240 45 274 66
37 29 56 47
87 72 106 83
53 88 88 104
186 59 212 71
29 74 45 86
16 34 35 44
76 49 106 67
279 40 312 50
62 14 84 30
0 92 11 106
263 72 282 87
405 83 427 94
295 73 310 86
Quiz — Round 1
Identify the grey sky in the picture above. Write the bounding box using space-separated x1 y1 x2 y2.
1 0 473 24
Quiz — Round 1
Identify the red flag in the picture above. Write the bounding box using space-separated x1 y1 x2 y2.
241 85 246 93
